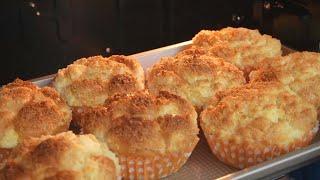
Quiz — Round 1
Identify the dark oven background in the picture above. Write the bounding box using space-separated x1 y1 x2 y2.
0 0 319 85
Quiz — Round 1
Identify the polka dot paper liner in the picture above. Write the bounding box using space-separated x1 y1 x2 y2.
119 151 193 179
203 130 317 169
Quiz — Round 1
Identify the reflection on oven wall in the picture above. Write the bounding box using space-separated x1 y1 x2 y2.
254 0 320 52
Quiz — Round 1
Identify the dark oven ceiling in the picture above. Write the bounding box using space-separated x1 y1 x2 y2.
0 0 319 84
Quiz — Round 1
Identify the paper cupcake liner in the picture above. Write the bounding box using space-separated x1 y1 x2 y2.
118 151 192 179
203 131 316 169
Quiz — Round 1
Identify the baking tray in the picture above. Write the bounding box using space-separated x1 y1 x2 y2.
31 41 320 180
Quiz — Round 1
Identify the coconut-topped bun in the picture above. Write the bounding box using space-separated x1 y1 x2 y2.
175 45 208 58
191 27 282 76
200 82 318 169
0 131 120 180
146 54 246 111
72 91 199 179
52 55 145 107
250 51 320 112
0 79 71 169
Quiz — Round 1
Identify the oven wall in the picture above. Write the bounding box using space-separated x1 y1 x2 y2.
0 0 319 85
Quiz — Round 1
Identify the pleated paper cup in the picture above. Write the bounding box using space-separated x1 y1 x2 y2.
203 130 317 169
118 151 193 179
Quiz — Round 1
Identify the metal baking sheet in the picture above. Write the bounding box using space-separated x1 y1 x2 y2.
31 41 320 180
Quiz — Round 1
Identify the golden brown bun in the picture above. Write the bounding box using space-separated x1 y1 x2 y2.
191 27 282 75
201 82 318 168
202 82 318 146
250 52 320 112
146 54 245 111
0 131 120 180
175 45 208 58
0 79 71 168
72 90 199 156
52 55 145 107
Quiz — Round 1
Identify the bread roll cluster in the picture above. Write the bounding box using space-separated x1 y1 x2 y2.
1 27 319 179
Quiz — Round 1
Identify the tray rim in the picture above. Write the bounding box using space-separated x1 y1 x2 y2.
29 41 320 180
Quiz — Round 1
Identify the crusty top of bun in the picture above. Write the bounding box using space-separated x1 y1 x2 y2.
0 79 71 149
1 131 120 180
192 27 282 75
147 54 245 111
250 52 320 111
72 91 199 156
53 55 144 107
201 82 318 148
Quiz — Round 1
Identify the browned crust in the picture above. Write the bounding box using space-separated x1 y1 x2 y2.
201 82 318 149
175 46 208 58
147 53 245 110
44 170 78 180
108 73 139 96
0 148 11 170
0 79 71 170
249 51 320 111
31 137 71 165
52 55 145 107
208 82 281 106
108 55 140 73
2 79 36 90
0 163 30 180
249 67 279 82
0 132 119 179
72 91 199 156
0 79 71 143
14 101 68 138
190 27 282 76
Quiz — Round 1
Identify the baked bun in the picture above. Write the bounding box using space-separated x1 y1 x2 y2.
53 55 144 107
200 82 318 169
0 79 71 169
175 45 207 58
146 54 245 111
72 91 199 179
191 27 282 76
1 131 120 180
250 52 320 112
